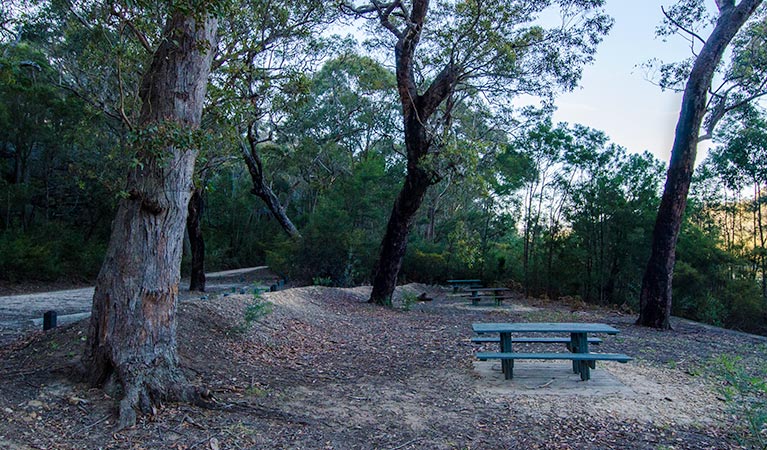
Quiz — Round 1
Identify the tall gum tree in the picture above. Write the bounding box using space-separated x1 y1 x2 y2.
638 0 763 330
342 0 612 304
84 5 218 428
190 0 336 249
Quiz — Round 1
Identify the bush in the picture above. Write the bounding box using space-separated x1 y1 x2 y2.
0 224 106 282
721 280 766 334
402 246 448 284
712 354 767 449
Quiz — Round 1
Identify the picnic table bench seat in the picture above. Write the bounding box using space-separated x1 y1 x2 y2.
476 351 632 381
458 294 514 305
456 293 514 298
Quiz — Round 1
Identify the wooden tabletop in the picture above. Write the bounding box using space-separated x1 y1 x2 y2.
472 322 620 334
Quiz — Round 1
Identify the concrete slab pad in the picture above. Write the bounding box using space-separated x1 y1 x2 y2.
473 360 635 396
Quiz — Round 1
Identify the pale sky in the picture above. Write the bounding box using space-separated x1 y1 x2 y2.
339 1 721 164
551 1 711 163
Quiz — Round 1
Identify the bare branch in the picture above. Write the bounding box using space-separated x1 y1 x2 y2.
662 6 707 47
65 0 91 29
116 54 134 131
111 4 153 53
124 19 153 53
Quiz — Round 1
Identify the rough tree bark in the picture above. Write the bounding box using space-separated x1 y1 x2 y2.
84 9 218 428
638 0 762 329
369 0 458 304
187 187 206 291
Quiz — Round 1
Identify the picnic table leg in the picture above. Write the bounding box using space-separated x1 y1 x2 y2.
471 291 479 306
571 333 590 381
569 333 580 374
500 333 513 379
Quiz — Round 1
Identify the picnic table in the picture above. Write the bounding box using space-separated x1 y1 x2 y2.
446 279 482 293
472 322 631 381
460 287 511 305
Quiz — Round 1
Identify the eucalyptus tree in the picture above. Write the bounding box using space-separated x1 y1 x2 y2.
275 51 400 210
342 0 612 305
638 0 763 329
172 0 336 289
207 0 334 236
506 118 573 296
79 1 219 428
271 53 402 284
565 145 664 305
705 110 767 301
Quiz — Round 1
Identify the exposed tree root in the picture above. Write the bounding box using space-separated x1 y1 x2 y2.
116 371 214 429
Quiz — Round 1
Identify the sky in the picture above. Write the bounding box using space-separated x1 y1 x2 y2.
549 1 705 163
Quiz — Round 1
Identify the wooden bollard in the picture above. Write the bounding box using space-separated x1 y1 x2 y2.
43 310 57 330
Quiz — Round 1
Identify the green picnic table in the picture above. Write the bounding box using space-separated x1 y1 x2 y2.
447 279 482 292
472 322 631 381
460 287 512 305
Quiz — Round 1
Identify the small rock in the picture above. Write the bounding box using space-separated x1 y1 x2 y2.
67 396 87 406
2 408 12 414
27 400 43 408
209 437 220 450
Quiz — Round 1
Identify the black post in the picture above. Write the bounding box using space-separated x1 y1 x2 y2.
43 310 57 330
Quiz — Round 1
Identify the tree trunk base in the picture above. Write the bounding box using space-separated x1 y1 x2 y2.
634 315 674 331
111 366 212 429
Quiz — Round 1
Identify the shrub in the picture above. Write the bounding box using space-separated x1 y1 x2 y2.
0 224 106 282
712 354 767 449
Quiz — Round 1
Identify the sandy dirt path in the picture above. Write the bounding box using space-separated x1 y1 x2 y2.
0 266 273 342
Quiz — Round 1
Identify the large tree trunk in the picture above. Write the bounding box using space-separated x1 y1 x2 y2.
84 10 217 428
187 187 206 291
370 162 431 304
637 0 761 329
367 0 457 305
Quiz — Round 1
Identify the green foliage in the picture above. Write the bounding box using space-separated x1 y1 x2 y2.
0 225 106 282
312 276 332 287
403 246 449 284
712 354 767 449
673 210 767 333
285 155 399 285
1 0 764 342
400 292 418 312
229 293 273 335
243 296 273 324
128 121 214 162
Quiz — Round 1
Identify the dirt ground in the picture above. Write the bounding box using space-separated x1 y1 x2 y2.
1 283 765 449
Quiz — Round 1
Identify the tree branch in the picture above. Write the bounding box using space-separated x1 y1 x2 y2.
662 6 707 47
116 54 135 131
124 19 153 54
419 62 459 120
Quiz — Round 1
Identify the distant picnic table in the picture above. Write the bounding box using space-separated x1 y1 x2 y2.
472 322 631 381
459 287 512 306
446 279 482 292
